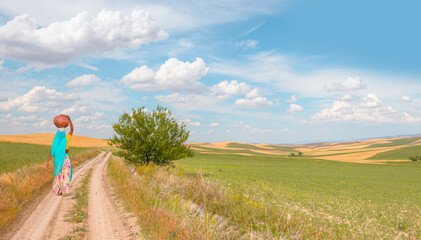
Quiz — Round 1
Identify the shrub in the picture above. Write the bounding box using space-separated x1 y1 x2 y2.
109 105 194 166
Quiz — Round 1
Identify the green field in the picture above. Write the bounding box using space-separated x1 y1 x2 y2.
369 145 421 160
0 141 88 173
176 148 421 238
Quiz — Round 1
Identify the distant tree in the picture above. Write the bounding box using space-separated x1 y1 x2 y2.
289 151 303 157
109 106 194 166
409 154 421 162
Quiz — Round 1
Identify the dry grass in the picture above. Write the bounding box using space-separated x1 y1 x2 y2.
107 156 240 240
0 149 100 233
0 133 108 148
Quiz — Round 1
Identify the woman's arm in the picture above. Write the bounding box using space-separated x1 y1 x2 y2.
68 116 74 136
60 114 73 135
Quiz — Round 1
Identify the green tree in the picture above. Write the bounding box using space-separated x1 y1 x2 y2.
109 106 194 166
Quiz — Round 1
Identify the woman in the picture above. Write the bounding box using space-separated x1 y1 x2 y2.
47 114 73 197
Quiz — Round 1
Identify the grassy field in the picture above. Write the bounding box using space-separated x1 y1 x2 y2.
174 151 421 239
369 145 421 160
0 141 89 173
107 138 421 239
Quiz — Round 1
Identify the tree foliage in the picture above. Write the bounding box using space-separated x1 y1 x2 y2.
409 155 421 161
109 106 194 166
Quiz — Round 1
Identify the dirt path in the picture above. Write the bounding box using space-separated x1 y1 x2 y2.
88 152 140 240
7 151 140 240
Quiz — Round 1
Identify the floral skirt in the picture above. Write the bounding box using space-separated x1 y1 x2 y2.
52 155 72 195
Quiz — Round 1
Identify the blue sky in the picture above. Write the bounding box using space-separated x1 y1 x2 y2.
0 0 420 143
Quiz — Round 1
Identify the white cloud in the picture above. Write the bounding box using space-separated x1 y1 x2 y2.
75 112 105 123
0 59 4 72
324 76 366 92
312 94 421 123
182 118 200 126
285 95 297 103
121 57 208 93
234 96 276 108
207 129 215 134
237 39 259 49
360 93 382 108
231 121 252 129
287 104 303 114
231 121 282 134
17 115 38 122
59 105 91 116
34 120 50 127
209 122 219 127
0 10 168 68
0 1 283 32
211 80 251 99
250 128 273 134
155 93 198 103
400 96 412 102
0 86 78 112
67 74 100 87
245 88 260 99
336 94 354 101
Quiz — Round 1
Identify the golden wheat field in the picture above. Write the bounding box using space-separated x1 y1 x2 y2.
189 136 421 164
0 133 108 148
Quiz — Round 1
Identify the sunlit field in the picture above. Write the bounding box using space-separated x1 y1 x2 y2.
107 137 421 239
176 150 420 238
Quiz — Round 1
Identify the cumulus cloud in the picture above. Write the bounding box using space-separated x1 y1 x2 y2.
155 93 198 103
214 81 278 109
285 95 297 103
67 74 101 87
336 94 354 101
245 88 260 99
0 10 168 68
360 93 382 108
121 57 208 93
324 76 366 92
211 80 251 99
237 39 259 49
399 96 412 102
234 96 276 108
287 104 303 114
0 86 78 112
209 123 219 127
312 94 421 123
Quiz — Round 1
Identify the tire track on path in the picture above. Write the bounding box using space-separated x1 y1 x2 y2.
9 152 106 240
88 152 140 239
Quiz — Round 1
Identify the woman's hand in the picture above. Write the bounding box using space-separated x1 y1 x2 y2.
60 114 70 120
